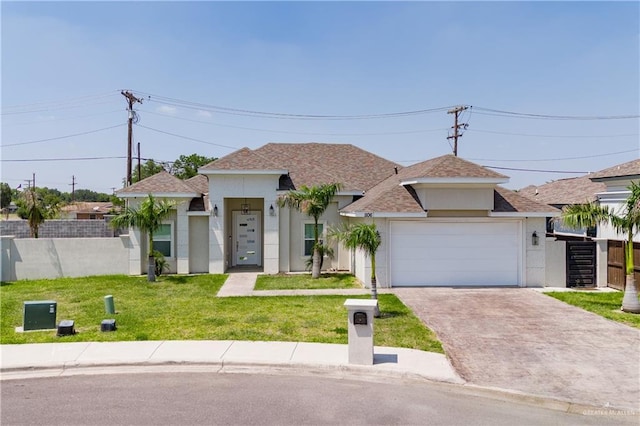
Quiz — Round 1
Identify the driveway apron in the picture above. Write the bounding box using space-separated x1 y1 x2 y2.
393 288 640 411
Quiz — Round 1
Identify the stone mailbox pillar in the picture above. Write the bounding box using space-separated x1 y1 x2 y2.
344 298 378 365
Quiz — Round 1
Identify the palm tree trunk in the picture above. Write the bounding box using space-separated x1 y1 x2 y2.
147 232 156 282
312 246 321 279
622 275 640 313
371 255 380 317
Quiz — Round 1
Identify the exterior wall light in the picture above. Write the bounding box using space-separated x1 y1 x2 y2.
532 231 539 246
269 204 275 216
213 204 218 217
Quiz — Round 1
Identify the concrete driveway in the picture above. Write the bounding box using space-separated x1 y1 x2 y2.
393 288 640 411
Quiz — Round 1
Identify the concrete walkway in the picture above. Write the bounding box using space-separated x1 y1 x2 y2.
216 272 379 297
392 287 640 411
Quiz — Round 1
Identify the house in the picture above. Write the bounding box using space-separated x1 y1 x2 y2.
117 143 558 288
519 175 606 238
59 202 120 220
519 159 639 289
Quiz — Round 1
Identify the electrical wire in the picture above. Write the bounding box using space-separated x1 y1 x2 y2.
2 109 124 127
467 128 639 138
138 108 449 136
1 90 119 111
1 124 126 147
135 90 454 120
483 165 589 174
1 156 127 162
468 149 638 163
1 99 121 116
472 107 639 121
135 124 239 150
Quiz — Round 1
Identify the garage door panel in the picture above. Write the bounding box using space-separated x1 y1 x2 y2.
389 221 520 287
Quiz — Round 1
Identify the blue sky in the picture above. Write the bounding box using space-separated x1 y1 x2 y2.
2 1 638 194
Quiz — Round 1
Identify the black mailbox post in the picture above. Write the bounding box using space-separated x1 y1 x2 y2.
353 311 367 325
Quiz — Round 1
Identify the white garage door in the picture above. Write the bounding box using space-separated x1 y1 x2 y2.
389 221 520 286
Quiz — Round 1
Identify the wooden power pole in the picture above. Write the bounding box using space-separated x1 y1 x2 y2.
447 106 469 156
121 91 143 186
70 175 77 201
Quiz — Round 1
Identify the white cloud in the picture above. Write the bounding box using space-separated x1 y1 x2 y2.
156 105 177 114
197 110 212 118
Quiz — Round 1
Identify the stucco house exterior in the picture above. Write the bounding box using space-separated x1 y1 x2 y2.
117 142 558 288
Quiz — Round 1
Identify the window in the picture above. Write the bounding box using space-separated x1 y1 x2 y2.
153 223 173 257
304 222 324 256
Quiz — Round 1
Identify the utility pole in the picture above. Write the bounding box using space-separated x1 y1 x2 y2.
447 106 469 156
70 175 76 202
137 142 141 182
121 91 143 186
32 173 36 190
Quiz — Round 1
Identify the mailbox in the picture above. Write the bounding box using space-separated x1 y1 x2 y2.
353 311 368 325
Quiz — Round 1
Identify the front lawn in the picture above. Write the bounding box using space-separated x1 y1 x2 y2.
545 291 640 329
0 275 442 353
254 273 362 290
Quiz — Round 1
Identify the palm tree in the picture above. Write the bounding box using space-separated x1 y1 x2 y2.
330 222 382 317
20 189 46 238
277 183 342 278
111 194 175 282
561 181 640 313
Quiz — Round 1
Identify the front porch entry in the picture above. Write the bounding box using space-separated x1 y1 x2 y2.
231 210 262 267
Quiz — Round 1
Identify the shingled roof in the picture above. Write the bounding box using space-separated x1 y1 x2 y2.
519 175 605 206
117 171 200 196
343 156 556 215
201 143 400 192
401 154 508 181
590 159 640 181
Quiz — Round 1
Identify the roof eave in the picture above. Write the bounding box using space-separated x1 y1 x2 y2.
117 192 199 199
198 169 289 175
401 177 509 186
340 211 427 218
490 211 560 218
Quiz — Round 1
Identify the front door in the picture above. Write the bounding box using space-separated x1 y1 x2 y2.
232 211 262 266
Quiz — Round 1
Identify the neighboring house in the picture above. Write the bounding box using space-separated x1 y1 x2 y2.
117 143 558 288
519 175 606 238
59 202 120 220
590 159 640 290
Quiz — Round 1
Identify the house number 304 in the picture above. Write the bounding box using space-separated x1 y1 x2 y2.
364 213 373 218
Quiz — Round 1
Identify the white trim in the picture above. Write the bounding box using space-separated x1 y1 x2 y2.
341 211 427 218
187 211 210 216
118 192 198 199
490 212 560 218
400 177 508 185
199 169 288 175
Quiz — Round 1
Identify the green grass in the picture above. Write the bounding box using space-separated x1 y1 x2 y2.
546 291 640 329
0 275 442 353
254 273 362 290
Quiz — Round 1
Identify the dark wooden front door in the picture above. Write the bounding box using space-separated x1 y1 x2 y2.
566 241 596 287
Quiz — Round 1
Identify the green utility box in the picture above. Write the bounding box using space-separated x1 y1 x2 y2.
23 301 57 331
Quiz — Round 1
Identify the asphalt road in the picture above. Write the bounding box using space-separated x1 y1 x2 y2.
2 372 637 425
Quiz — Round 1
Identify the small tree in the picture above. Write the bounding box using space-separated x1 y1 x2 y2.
17 189 55 238
330 222 382 317
561 181 640 313
277 183 342 278
110 194 175 282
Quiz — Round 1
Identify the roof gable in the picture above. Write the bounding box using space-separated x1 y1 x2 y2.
199 147 284 171
493 187 559 214
400 154 508 181
185 174 209 194
117 171 200 196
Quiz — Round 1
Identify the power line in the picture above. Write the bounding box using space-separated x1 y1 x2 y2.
1 156 127 162
468 149 638 163
472 107 639 121
1 90 119 110
1 124 127 147
138 108 449 136
2 109 124 127
467 128 639 139
1 99 121 116
136 91 454 120
483 165 589 174
135 124 239 150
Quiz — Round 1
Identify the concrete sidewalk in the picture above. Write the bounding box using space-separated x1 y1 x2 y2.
0 340 462 386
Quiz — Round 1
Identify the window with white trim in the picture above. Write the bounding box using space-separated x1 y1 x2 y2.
303 222 324 256
153 223 173 257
